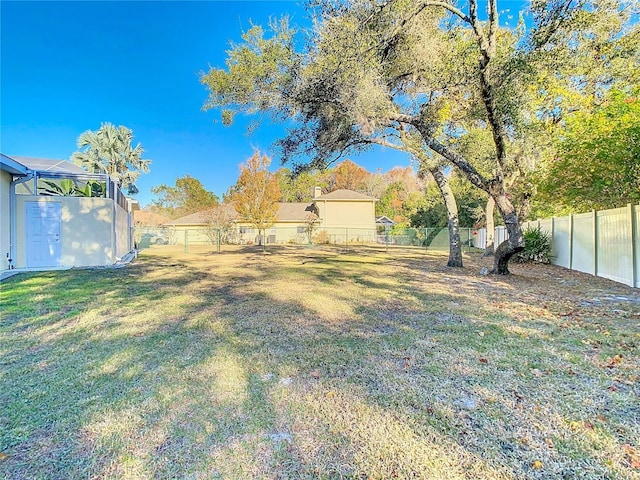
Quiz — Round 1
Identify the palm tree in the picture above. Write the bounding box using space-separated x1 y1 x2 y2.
71 122 151 194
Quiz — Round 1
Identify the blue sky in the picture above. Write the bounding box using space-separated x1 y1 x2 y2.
1 1 524 207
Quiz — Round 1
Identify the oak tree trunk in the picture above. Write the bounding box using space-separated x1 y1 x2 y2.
491 192 524 274
431 167 463 267
484 196 495 256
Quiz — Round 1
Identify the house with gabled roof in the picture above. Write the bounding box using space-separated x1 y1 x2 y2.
159 187 377 245
1 153 135 274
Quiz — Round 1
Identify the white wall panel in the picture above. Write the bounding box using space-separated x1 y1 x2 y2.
571 212 595 275
552 216 571 268
596 206 634 286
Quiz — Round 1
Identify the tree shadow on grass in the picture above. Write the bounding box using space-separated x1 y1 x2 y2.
1 249 638 479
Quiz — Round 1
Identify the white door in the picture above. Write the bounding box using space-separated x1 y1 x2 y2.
26 202 62 267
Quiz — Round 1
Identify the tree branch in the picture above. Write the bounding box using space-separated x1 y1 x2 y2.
370 0 472 58
388 112 490 192
488 0 498 54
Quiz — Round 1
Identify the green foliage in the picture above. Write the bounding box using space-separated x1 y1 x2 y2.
39 179 106 197
535 89 640 213
276 168 327 202
410 174 486 228
514 226 553 264
39 179 79 196
375 167 426 224
200 18 297 123
151 175 219 219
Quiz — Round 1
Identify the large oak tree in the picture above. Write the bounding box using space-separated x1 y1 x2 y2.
202 0 638 273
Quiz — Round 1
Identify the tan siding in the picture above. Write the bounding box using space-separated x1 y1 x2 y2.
319 200 376 229
0 171 11 270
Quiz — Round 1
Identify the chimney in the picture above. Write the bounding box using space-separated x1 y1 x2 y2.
313 186 322 198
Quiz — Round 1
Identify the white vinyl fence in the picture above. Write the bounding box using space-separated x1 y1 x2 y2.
474 204 639 288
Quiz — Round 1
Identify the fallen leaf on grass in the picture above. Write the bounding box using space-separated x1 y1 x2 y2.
622 444 640 469
479 358 488 364
0 452 8 461
545 438 554 449
532 460 543 469
311 370 320 379
606 354 623 368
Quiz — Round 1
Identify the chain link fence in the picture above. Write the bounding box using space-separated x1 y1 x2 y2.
134 225 481 254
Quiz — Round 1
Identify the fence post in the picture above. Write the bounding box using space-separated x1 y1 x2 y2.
345 228 348 253
217 228 221 254
385 226 389 253
184 229 188 253
550 217 555 261
592 209 598 276
569 214 574 271
629 204 637 288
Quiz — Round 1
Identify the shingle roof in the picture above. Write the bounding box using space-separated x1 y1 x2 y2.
7 155 87 174
164 205 235 226
133 210 172 226
164 202 318 226
313 189 376 201
276 202 318 222
0 153 29 175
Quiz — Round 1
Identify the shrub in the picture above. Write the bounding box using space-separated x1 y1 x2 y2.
313 230 330 244
515 226 554 264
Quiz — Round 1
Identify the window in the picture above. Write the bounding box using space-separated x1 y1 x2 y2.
240 226 253 234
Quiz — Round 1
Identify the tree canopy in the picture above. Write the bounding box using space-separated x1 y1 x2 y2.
231 151 281 250
536 89 640 214
150 175 219 219
202 0 639 272
71 122 151 195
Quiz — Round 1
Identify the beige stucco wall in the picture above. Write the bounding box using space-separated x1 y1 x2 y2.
15 196 114 268
315 200 376 229
1 171 11 271
115 203 131 258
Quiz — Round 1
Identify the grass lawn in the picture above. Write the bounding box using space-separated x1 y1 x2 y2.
1 245 639 479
